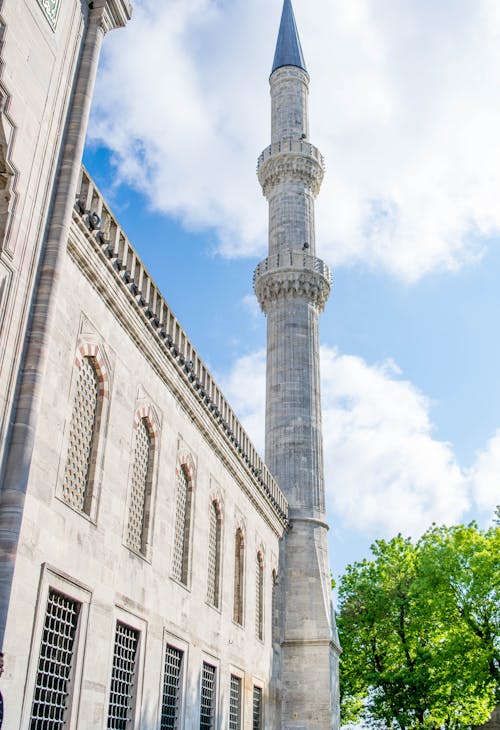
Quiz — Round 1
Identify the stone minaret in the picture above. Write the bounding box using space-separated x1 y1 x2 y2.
254 1 341 727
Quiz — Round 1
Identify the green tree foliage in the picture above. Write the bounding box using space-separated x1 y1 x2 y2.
337 521 499 730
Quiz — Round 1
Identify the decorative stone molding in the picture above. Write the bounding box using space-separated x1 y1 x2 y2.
254 267 331 313
92 0 133 33
258 150 324 198
35 0 62 30
133 404 160 440
254 251 331 313
270 64 310 86
176 440 197 486
73 342 111 398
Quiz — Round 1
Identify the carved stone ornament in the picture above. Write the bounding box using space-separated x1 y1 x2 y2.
36 0 61 29
254 268 331 313
258 151 324 198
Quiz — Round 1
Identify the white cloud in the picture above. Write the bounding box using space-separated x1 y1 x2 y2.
219 346 498 538
467 431 500 514
89 0 500 281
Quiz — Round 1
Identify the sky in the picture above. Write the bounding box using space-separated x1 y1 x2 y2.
84 0 500 581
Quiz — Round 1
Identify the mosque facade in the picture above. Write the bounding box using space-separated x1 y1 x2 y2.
0 0 339 727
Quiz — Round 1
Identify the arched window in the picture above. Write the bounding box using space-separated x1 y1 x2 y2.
272 569 279 643
256 552 264 640
126 418 154 555
207 501 222 608
62 356 101 513
233 528 245 625
172 465 192 584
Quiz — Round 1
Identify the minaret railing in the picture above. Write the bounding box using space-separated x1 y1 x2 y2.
253 251 331 283
257 137 324 168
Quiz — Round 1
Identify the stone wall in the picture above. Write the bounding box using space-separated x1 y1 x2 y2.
2 169 287 728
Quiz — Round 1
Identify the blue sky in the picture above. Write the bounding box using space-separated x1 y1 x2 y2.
84 0 500 580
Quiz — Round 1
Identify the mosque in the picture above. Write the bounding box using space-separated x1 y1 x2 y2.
0 0 340 727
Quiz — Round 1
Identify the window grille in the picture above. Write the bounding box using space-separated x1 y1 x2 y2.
30 589 80 728
172 467 191 584
62 356 99 512
127 418 152 553
271 570 278 642
252 687 263 730
160 644 183 729
256 552 264 640
199 662 216 730
107 622 139 729
207 502 221 607
233 529 244 625
229 675 242 730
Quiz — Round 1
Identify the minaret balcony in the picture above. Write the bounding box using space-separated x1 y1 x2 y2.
253 250 331 313
257 137 325 197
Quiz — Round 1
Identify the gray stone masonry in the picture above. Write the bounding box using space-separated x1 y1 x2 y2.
254 21 341 730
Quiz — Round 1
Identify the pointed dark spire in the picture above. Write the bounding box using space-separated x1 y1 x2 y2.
272 0 307 75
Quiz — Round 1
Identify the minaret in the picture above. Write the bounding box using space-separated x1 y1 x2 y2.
254 1 340 728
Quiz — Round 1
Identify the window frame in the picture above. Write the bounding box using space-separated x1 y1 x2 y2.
171 452 196 588
199 656 219 730
124 405 160 560
206 499 223 609
157 632 189 730
105 606 147 730
252 684 264 730
255 551 265 642
229 671 244 730
233 527 245 626
20 564 92 730
56 341 112 523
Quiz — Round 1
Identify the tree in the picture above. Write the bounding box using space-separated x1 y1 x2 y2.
337 521 499 730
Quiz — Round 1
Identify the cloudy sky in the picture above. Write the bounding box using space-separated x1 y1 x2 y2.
85 0 500 578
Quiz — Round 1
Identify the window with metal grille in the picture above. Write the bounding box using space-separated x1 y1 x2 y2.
207 502 221 607
256 552 264 640
160 644 183 730
62 356 100 513
252 686 263 730
229 675 242 730
172 466 192 584
107 621 139 729
233 528 244 625
30 589 80 728
127 418 153 554
271 569 278 642
200 662 216 730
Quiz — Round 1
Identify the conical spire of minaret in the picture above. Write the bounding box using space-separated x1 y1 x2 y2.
271 0 307 74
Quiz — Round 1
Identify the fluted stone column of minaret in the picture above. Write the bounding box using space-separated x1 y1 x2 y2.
254 2 340 728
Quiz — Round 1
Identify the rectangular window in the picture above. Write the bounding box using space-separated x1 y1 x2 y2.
229 675 242 730
30 589 80 727
107 621 139 729
200 662 217 730
252 686 263 730
160 644 184 729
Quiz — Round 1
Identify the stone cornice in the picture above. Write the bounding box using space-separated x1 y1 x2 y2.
91 0 132 32
258 146 324 197
254 267 331 313
270 65 309 86
254 250 331 313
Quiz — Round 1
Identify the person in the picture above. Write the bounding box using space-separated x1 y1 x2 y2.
0 651 4 728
